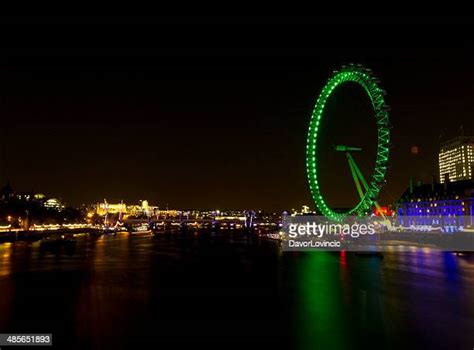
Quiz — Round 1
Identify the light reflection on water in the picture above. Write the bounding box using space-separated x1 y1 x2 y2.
287 250 474 350
0 235 473 350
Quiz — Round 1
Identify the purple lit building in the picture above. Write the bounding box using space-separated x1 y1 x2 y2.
397 178 474 229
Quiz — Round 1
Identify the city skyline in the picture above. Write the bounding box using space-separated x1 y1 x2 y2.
0 16 473 210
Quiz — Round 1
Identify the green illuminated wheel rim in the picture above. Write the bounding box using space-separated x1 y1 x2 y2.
306 64 390 221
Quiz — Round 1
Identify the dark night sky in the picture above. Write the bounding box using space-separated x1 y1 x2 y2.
0 16 473 211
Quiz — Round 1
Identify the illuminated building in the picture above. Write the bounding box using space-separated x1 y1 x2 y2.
0 182 60 211
43 198 65 211
94 200 161 217
96 202 128 216
439 135 474 183
397 178 474 227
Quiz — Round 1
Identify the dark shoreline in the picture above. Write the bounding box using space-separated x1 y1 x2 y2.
0 227 103 243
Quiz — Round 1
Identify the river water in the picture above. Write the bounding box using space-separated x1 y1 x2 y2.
0 232 473 350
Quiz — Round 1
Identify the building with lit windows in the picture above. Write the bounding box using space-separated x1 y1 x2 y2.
397 133 474 229
94 200 163 217
95 201 128 216
397 179 474 228
439 135 474 183
43 198 65 211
